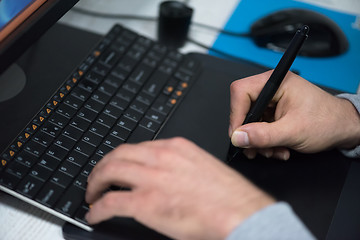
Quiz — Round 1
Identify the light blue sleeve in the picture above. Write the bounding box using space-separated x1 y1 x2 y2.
226 202 316 240
337 93 360 158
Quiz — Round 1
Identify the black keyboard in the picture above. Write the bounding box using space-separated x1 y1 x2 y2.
0 24 201 231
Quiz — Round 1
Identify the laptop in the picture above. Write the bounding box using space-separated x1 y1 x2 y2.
1 1 359 239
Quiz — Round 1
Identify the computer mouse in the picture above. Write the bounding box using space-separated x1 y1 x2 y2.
250 9 349 57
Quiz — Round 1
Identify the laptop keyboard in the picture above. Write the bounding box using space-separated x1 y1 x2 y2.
0 24 201 231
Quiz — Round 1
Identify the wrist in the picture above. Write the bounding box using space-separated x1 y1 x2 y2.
336 97 360 149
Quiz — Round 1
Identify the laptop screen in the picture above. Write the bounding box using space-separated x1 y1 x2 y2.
0 0 78 75
0 0 46 42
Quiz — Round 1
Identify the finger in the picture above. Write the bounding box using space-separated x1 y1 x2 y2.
229 71 272 136
86 191 135 225
272 147 290 161
243 148 257 159
231 117 296 149
86 160 150 204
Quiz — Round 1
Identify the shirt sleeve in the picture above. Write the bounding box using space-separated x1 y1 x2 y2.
225 202 316 240
336 93 360 158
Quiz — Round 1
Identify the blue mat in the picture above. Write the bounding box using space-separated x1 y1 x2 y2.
211 0 360 93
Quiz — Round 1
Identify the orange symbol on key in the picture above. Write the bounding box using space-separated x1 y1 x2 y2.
17 142 22 148
9 150 15 157
25 133 30 139
1 160 7 166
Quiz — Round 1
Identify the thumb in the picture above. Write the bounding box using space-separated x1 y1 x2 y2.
231 121 291 149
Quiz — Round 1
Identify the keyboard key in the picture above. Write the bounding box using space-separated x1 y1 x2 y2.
0 172 21 189
64 95 83 110
35 181 65 207
91 90 111 104
151 94 172 115
75 205 90 225
89 154 102 166
81 163 94 177
32 131 54 147
70 116 91 132
78 79 98 93
109 95 129 110
110 125 131 140
41 122 62 138
71 87 91 102
74 141 96 157
96 144 114 156
89 122 109 137
116 88 135 102
45 144 68 161
82 132 103 147
105 74 125 89
129 64 154 85
6 161 30 179
73 174 88 190
55 185 85 217
15 151 38 168
130 100 148 114
103 135 124 149
67 151 88 167
84 98 105 113
142 71 169 97
127 126 155 143
98 82 117 96
54 135 77 151
59 160 81 178
145 109 166 124
49 112 70 128
16 175 43 198
85 71 103 85
96 113 117 128
103 104 123 118
29 164 52 182
39 154 61 171
123 108 142 123
117 116 137 131
56 104 77 119
139 118 160 132
63 125 84 141
51 170 73 188
24 141 46 157
77 107 98 122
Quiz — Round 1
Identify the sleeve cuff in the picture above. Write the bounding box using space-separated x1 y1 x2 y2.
337 93 360 158
226 202 316 240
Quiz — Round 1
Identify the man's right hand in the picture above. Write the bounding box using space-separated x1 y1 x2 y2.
229 70 360 160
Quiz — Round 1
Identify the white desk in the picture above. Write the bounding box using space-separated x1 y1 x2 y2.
0 0 238 239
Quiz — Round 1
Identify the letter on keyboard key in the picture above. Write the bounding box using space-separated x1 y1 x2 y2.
127 126 155 143
55 185 85 217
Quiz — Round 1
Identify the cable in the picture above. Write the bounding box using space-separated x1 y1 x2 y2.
71 7 251 37
71 6 251 61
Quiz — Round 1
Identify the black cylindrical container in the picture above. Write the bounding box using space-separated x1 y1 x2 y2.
158 1 193 48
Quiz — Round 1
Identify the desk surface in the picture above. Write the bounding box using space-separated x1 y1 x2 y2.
0 0 238 239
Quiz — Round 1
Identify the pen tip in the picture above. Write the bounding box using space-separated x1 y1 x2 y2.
300 25 310 35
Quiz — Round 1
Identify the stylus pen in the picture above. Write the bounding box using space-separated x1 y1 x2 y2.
228 25 309 161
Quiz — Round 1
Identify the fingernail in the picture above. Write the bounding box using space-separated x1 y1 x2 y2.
232 130 250 147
